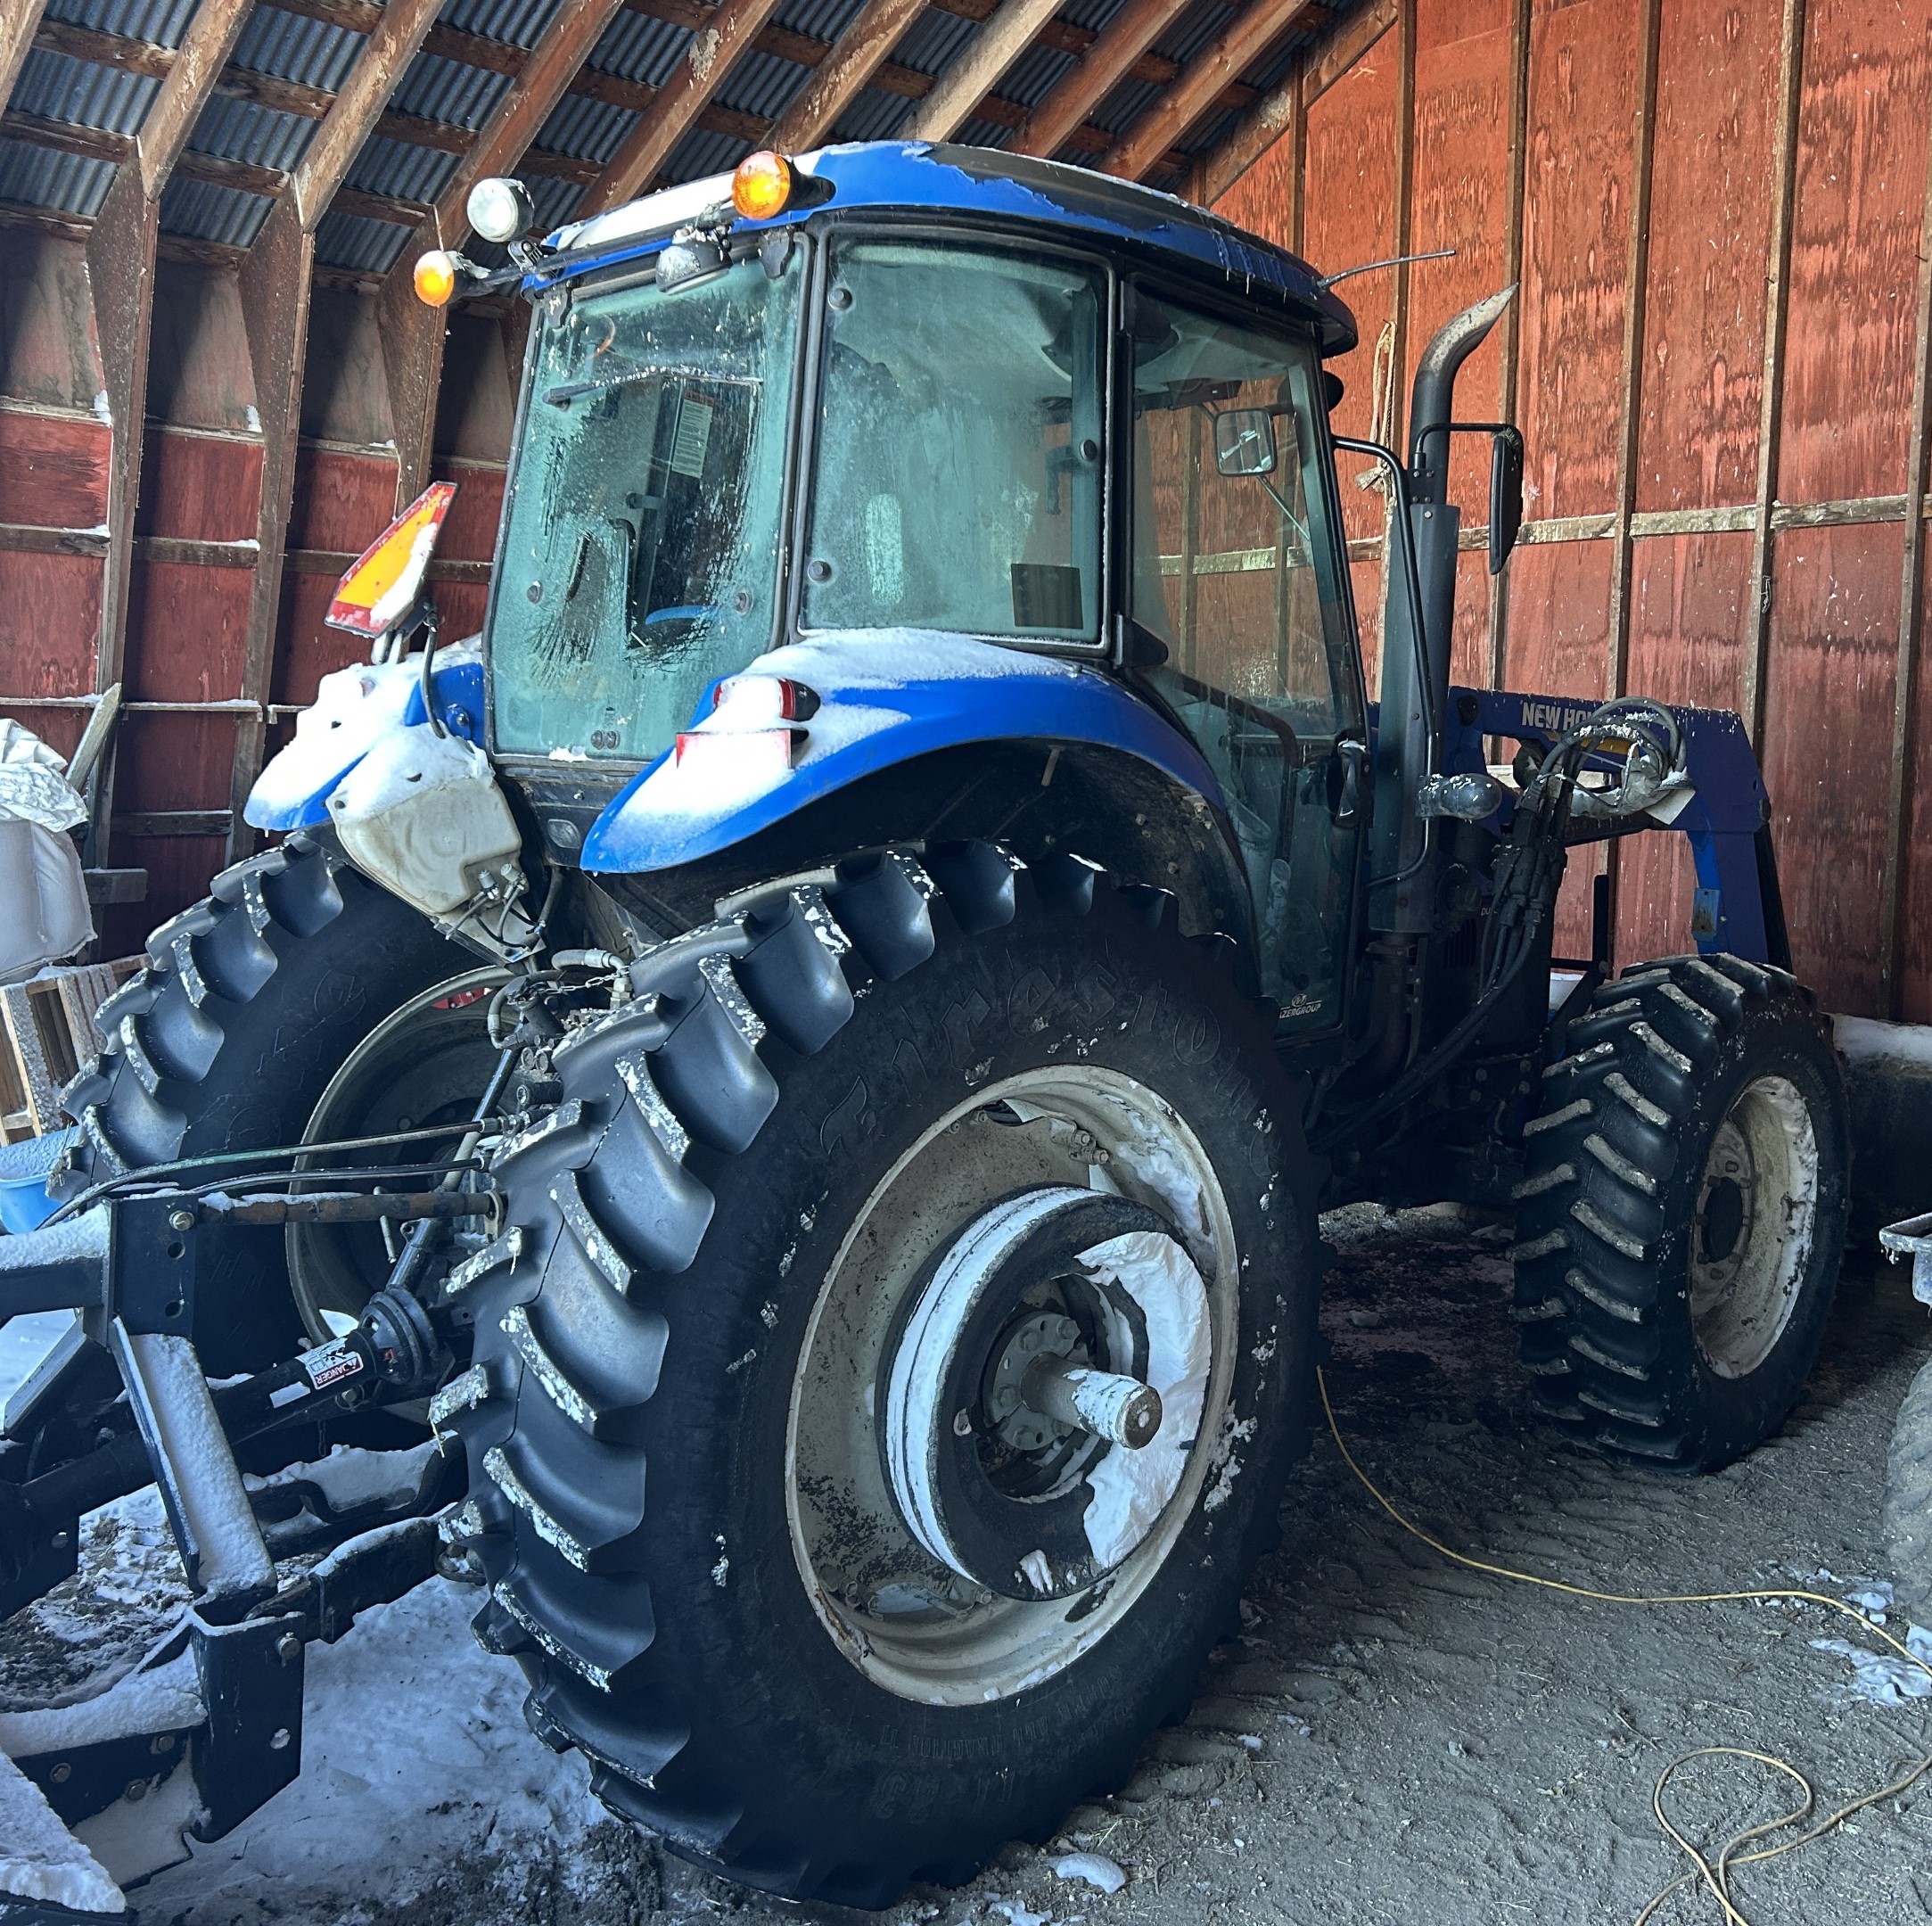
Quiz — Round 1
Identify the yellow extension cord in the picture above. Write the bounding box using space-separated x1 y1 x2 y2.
1313 1368 1932 1925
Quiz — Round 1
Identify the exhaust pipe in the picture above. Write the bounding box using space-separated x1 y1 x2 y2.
1369 285 1517 935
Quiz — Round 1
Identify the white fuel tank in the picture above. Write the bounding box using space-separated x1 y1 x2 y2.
325 723 525 922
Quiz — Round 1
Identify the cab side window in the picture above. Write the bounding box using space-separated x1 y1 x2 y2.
1129 292 1362 1025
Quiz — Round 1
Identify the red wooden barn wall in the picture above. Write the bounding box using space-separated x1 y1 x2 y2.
1216 0 1932 1022
0 236 513 957
6 0 1932 1021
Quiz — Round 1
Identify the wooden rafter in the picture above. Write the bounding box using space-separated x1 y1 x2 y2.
380 0 632 506
0 0 51 114
1011 0 1196 160
769 0 931 152
84 0 255 875
1190 0 1390 206
900 0 1065 144
1103 0 1331 184
227 0 448 864
574 0 789 220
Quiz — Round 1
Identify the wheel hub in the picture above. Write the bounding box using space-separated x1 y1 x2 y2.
1689 1074 1821 1379
879 1184 1204 1602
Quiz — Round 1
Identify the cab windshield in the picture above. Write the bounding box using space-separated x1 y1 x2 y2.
489 255 802 762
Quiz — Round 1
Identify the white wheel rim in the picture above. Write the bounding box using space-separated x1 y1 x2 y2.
1688 1073 1820 1379
784 1067 1239 1706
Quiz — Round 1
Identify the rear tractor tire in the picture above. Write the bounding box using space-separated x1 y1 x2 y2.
56 834 471 1374
1511 952 1848 1471
444 843 1322 1908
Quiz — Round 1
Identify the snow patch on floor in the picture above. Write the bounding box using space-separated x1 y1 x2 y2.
134 1577 607 1924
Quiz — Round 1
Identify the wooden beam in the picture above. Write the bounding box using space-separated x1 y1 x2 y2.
769 0 929 151
1599 0 1662 964
381 0 631 508
1879 103 1932 1016
1103 0 1329 184
1743 0 1805 749
574 0 788 219
0 1 52 112
83 0 254 875
1485 0 1531 695
1022 0 1224 167
1191 0 1391 209
1385 0 1415 459
231 0 447 866
287 0 443 229
1603 0 1662 705
900 0 1065 143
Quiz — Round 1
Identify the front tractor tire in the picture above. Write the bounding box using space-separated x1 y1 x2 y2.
448 844 1320 1908
58 834 466 1373
1512 952 1848 1470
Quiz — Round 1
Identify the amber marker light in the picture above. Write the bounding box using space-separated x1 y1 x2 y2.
732 151 794 221
413 249 459 308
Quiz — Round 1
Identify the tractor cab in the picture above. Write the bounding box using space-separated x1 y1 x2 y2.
463 145 1383 1028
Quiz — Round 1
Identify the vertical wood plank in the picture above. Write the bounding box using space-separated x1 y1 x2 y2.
1603 0 1661 705
1487 0 1532 694
1879 107 1932 1014
1741 0 1806 746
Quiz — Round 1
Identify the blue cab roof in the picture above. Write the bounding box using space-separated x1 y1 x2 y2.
539 142 1359 357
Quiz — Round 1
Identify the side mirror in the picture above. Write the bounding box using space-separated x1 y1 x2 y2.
1489 427 1525 574
1213 408 1277 477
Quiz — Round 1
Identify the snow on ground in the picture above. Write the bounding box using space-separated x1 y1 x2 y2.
0 1310 71 1413
6 1215 1932 1924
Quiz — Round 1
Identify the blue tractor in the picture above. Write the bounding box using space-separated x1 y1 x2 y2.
0 144 1848 1910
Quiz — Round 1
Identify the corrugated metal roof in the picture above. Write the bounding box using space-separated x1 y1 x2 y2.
1059 0 1131 33
829 85 917 145
525 170 582 233
585 13 694 89
993 43 1077 112
773 0 872 46
532 95 633 164
663 124 752 185
391 51 512 130
1086 72 1159 137
314 206 412 274
159 174 272 245
187 94 314 171
228 5 365 93
892 9 982 78
1154 0 1237 70
716 48 810 124
345 133 457 204
5 0 1364 240
11 50 155 136
440 0 564 53
0 137 114 215
43 0 197 51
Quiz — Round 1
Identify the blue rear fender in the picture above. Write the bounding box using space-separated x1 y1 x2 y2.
580 633 1225 873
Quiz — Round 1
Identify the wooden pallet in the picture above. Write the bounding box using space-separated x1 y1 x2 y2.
0 959 142 1141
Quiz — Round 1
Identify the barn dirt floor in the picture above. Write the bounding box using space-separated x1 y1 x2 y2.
8 1206 1932 1926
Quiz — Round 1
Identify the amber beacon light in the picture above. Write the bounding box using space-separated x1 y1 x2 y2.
732 151 797 221
413 249 460 308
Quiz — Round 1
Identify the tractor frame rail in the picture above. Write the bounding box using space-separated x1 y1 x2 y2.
0 1165 497 1916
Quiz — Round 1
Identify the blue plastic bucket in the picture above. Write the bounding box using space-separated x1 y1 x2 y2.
0 1127 78 1234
